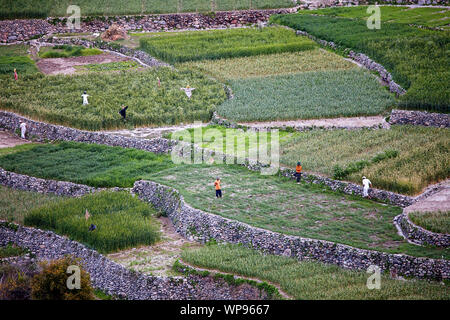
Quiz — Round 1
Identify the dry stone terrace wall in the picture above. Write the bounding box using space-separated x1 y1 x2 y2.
0 223 270 300
389 110 450 128
133 180 450 281
394 213 450 248
0 111 174 153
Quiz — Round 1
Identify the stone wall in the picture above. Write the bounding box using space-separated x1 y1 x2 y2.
0 110 173 154
0 222 271 300
394 213 450 248
133 180 450 281
389 109 450 128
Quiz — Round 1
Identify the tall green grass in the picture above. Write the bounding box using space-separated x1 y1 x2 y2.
0 141 174 188
182 244 450 300
140 27 317 63
409 211 450 234
281 125 449 195
0 186 61 224
0 67 227 130
24 191 161 253
0 44 39 76
0 0 296 19
216 69 394 121
271 13 450 112
38 45 103 59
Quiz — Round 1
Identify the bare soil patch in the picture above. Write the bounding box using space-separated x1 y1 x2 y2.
0 130 29 149
36 53 131 75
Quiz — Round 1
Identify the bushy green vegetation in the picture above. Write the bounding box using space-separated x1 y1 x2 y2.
0 141 174 188
25 191 161 253
409 211 450 234
0 243 28 258
0 44 39 76
301 6 450 29
0 67 227 130
0 186 61 224
271 13 450 112
178 48 355 80
140 27 317 63
149 164 448 259
38 45 103 59
216 69 394 121
0 0 295 19
182 244 450 300
281 125 450 195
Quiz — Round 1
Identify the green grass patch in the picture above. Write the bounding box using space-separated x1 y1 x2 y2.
281 125 449 196
149 164 448 259
177 48 355 80
78 61 140 72
271 13 450 112
216 69 394 121
0 186 62 224
409 211 450 234
182 244 450 300
0 45 39 76
139 27 317 63
0 141 174 188
0 67 227 130
38 45 103 58
24 191 161 253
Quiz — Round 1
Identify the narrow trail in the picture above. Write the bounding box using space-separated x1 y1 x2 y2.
405 180 450 214
0 130 30 149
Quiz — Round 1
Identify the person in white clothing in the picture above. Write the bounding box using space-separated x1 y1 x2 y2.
362 176 372 198
82 91 89 105
20 122 27 139
180 85 195 99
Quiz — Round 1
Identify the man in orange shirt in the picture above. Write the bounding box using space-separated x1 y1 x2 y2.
214 178 222 198
295 162 302 183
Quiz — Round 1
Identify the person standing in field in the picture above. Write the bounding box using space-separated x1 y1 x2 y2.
295 161 302 183
180 85 195 99
81 91 89 105
119 105 128 120
14 68 18 81
19 122 26 139
214 178 222 198
362 176 372 199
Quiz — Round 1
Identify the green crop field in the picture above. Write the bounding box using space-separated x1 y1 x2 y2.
38 45 103 59
0 44 39 76
140 27 318 63
271 11 450 113
178 48 355 80
0 142 174 188
300 6 450 29
182 244 450 299
149 165 448 259
216 69 394 121
25 191 161 253
0 186 62 224
280 125 450 195
0 0 295 19
409 211 450 235
0 67 227 130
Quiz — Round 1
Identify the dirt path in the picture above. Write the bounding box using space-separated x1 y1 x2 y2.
107 217 201 277
0 130 29 148
239 115 390 130
405 180 450 214
100 122 207 140
36 53 132 75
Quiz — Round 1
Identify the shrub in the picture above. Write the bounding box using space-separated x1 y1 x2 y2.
31 256 95 300
0 265 34 300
